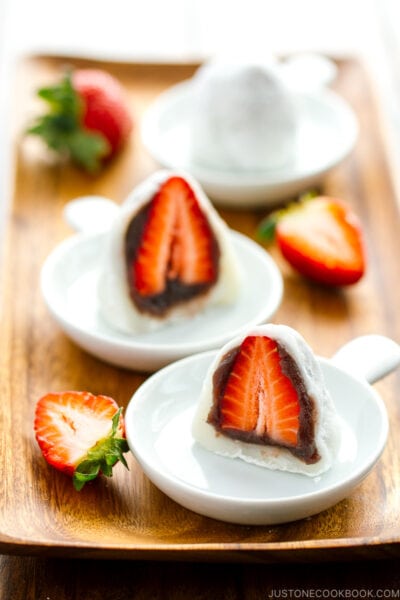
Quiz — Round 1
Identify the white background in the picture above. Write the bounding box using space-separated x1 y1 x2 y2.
1 0 400 213
0 0 394 62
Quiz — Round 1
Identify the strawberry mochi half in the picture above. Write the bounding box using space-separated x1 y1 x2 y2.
192 324 341 476
98 170 241 334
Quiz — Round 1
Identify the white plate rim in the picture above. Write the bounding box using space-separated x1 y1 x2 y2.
141 79 359 190
40 230 283 356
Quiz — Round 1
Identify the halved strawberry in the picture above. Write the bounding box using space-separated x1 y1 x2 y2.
132 176 219 298
219 336 300 449
258 195 366 286
34 391 129 491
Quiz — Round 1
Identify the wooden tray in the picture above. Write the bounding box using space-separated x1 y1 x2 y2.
1 55 400 562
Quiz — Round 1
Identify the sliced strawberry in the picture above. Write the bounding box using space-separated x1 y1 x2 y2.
176 178 218 285
258 195 366 286
34 391 129 491
132 176 219 298
133 184 177 296
219 336 300 448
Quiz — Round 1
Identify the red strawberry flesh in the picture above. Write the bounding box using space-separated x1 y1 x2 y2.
208 336 319 464
73 69 133 155
125 176 220 317
276 197 365 286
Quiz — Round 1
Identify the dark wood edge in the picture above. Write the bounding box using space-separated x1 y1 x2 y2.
1 529 400 562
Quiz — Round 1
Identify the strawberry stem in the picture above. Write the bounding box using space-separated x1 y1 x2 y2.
73 408 129 491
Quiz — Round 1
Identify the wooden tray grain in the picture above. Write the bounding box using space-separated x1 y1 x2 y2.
1 55 400 562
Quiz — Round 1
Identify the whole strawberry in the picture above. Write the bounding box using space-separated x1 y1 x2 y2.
34 391 129 490
258 194 366 286
28 69 133 172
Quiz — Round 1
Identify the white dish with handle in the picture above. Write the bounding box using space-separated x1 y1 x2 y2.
41 198 283 371
125 335 400 524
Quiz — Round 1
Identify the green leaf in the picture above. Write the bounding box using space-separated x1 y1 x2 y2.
256 212 280 242
67 129 109 173
118 449 129 469
73 462 101 491
111 408 122 436
37 72 80 117
26 70 109 172
72 408 130 491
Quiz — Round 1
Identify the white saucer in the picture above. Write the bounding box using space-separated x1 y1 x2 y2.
40 231 283 372
141 80 358 208
125 350 388 525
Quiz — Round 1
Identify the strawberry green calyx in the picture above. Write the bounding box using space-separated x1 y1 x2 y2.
27 72 109 172
73 409 129 491
256 211 280 242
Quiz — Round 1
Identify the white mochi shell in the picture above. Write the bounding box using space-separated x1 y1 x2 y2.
190 60 298 171
97 170 242 334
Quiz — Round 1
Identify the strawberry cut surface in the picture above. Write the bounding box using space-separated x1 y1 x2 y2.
34 391 129 490
258 195 366 286
125 176 219 316
209 336 319 463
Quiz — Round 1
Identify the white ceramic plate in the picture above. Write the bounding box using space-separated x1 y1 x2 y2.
40 231 283 372
141 80 358 208
125 350 389 525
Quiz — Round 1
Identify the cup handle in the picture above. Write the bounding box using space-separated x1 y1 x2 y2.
331 334 400 384
63 196 118 234
280 53 338 92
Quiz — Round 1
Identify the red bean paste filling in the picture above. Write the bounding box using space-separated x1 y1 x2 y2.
208 343 320 464
125 200 220 317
